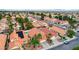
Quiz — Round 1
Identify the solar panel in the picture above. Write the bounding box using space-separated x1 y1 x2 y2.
17 31 24 38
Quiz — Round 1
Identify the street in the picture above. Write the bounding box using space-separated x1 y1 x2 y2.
48 32 79 50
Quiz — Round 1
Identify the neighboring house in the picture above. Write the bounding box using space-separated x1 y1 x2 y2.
16 14 20 18
11 16 16 24
28 17 48 28
44 17 54 25
39 28 57 37
0 23 8 33
32 20 41 28
34 15 41 20
40 28 59 44
28 28 49 48
0 18 8 24
44 17 59 24
0 18 9 33
44 17 69 28
50 26 67 36
0 34 7 50
28 28 47 43
9 30 29 50
60 20 69 25
28 16 37 22
32 20 48 28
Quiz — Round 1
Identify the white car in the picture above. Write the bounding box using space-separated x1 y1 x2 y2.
64 41 69 44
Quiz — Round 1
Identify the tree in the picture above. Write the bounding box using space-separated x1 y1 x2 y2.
29 12 35 15
26 22 34 30
9 23 14 34
24 17 34 30
30 36 40 48
67 29 75 38
29 33 42 48
49 13 52 18
68 18 77 28
63 15 70 20
24 17 29 23
54 15 62 20
0 14 2 20
36 13 41 15
41 13 44 20
36 33 42 39
58 15 62 20
16 17 25 30
54 16 59 19
72 45 79 50
7 16 14 34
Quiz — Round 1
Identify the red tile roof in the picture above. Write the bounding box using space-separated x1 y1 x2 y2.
51 26 66 36
40 28 50 35
10 30 18 42
32 19 48 28
9 30 29 49
50 30 57 36
40 28 57 36
44 17 67 24
9 38 23 49
28 28 47 42
0 34 7 50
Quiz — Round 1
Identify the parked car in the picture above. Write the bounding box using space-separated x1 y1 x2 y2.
64 41 69 45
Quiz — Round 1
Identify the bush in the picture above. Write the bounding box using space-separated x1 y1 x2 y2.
67 30 75 38
72 46 79 50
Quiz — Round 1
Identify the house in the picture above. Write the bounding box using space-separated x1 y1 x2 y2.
32 20 48 28
0 18 9 33
16 14 20 18
0 18 8 24
28 17 48 28
9 38 24 50
28 28 47 43
50 26 66 36
28 28 49 48
34 15 41 20
32 20 41 28
44 17 59 24
60 20 69 25
39 28 60 44
44 17 69 27
28 16 37 22
39 28 57 37
0 34 7 50
11 16 16 24
9 30 29 49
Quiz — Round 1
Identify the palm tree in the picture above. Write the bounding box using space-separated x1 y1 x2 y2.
29 33 42 49
30 36 40 48
36 33 42 39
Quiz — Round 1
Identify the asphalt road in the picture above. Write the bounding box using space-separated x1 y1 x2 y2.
48 32 79 50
